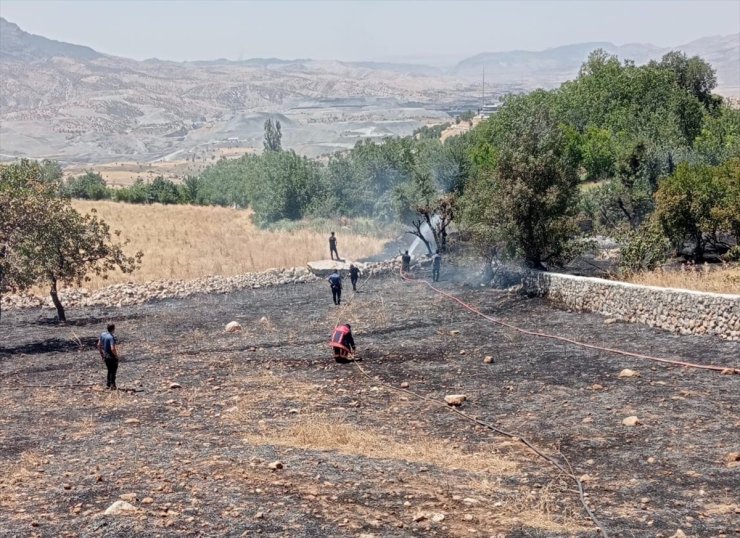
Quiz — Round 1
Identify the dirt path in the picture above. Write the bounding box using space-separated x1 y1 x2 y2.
1 275 738 537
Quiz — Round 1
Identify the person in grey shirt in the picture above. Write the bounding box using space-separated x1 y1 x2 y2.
97 323 119 389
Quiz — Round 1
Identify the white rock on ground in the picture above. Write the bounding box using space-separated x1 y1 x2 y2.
307 259 365 277
104 501 137 515
622 416 641 426
225 321 242 333
618 369 640 378
444 394 467 406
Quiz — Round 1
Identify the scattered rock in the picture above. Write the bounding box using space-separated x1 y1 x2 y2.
647 457 656 464
579 474 593 482
622 416 641 427
119 493 137 502
430 513 445 523
413 513 427 522
725 452 740 466
582 416 593 424
449 330 460 336
459 350 466 355
124 418 140 425
618 369 640 378
604 318 618 324
400 382 409 389
720 368 737 375
669 530 687 538
254 511 264 519
141 497 154 505
483 356 493 364
444 394 467 406
225 321 242 333
104 501 137 516
268 461 283 470
168 382 182 390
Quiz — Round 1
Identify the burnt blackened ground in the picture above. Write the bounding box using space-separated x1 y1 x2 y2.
0 274 738 538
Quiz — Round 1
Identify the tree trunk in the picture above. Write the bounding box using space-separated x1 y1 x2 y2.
693 231 705 263
49 277 66 323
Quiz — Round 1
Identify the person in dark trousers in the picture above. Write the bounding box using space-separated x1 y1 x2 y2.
330 323 356 363
328 269 342 305
97 323 119 389
329 232 340 260
401 250 411 273
432 249 442 282
349 264 361 291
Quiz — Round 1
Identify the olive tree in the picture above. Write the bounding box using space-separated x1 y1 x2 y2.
0 160 142 323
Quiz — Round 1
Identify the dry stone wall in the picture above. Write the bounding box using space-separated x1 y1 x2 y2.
1 259 404 313
519 271 740 341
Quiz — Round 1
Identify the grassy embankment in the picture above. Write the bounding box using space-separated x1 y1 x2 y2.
71 200 392 290
625 264 740 295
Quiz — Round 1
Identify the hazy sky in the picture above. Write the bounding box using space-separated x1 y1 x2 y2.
1 0 738 63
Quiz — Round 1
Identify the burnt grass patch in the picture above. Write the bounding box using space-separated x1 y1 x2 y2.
1 275 738 537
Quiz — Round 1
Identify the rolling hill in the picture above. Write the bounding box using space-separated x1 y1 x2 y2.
0 17 737 164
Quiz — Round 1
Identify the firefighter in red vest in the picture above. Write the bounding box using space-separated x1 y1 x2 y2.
330 323 356 363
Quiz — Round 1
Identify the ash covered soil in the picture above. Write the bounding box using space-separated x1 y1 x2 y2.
1 273 738 538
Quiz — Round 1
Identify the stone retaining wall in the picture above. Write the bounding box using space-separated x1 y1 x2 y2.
0 259 404 313
519 270 740 340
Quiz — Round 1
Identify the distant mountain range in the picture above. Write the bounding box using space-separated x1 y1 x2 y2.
452 35 739 89
0 17 737 164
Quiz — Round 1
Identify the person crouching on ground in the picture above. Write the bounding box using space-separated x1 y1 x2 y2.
330 323 356 363
97 323 119 390
328 269 342 305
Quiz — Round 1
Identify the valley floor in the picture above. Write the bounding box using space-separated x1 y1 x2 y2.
1 275 738 537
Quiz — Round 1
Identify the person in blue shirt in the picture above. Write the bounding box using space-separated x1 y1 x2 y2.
327 270 342 305
97 323 119 389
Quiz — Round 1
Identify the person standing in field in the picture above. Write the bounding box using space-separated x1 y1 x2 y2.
349 263 361 291
401 250 411 273
432 250 442 282
328 269 343 305
97 323 119 390
329 232 340 260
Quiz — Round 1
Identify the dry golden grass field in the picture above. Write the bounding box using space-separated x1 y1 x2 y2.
70 201 390 290
625 264 740 294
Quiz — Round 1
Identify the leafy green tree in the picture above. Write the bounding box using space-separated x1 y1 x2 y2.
25 202 142 322
654 162 725 261
616 218 670 274
461 92 582 269
263 118 282 152
148 176 181 204
1 160 141 322
711 158 740 243
581 126 617 181
0 161 55 320
64 171 111 200
654 51 718 109
694 105 740 164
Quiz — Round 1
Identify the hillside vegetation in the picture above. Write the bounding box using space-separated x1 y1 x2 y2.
3 48 740 321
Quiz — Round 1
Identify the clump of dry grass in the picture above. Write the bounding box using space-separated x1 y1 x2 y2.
70 201 390 290
244 415 516 474
625 264 740 294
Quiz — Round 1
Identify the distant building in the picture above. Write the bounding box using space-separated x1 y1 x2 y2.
479 102 502 118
